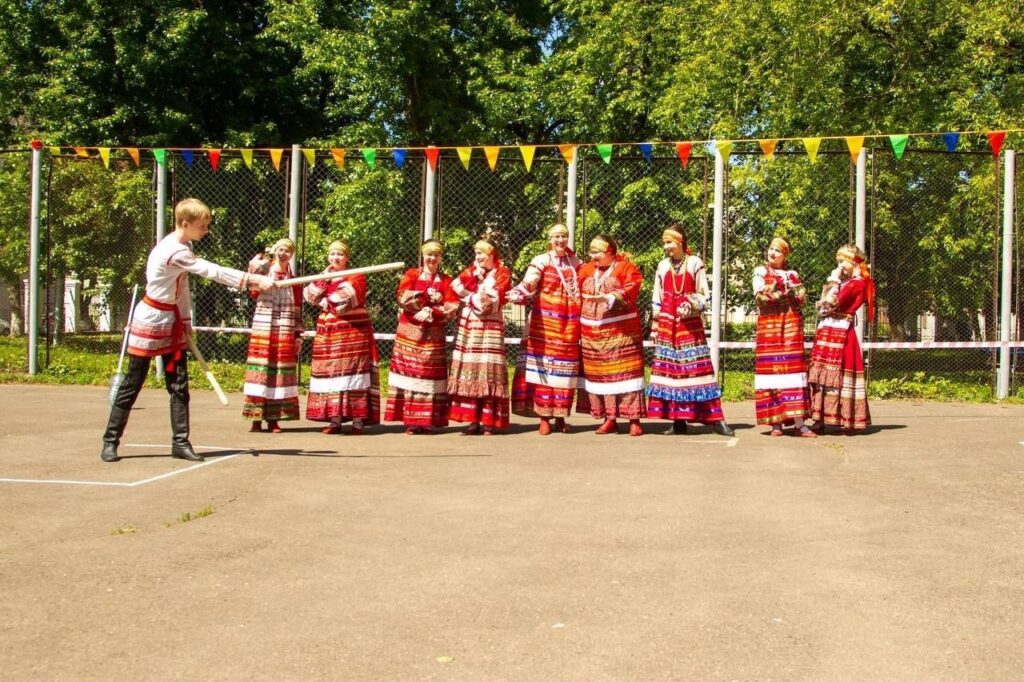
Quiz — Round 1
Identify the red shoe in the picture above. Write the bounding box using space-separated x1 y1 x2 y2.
249 422 262 433
798 426 818 438
482 427 494 436
628 420 644 437
538 419 552 436
769 426 784 437
267 421 282 434
405 427 422 435
322 424 342 435
596 419 619 435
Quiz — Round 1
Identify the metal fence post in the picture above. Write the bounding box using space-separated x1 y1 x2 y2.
423 151 437 240
28 142 43 375
998 149 1016 399
710 147 725 373
855 147 867 344
155 158 168 379
288 144 301 244
566 154 578 246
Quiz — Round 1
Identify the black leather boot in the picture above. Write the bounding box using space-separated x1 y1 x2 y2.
100 406 131 462
170 397 203 462
713 421 736 437
662 420 687 435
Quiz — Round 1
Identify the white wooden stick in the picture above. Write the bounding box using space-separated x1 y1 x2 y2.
188 336 229 406
272 261 405 288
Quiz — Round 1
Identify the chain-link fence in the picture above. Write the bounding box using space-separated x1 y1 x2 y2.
3 144 1021 399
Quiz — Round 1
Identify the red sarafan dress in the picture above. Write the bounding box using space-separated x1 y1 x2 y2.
808 276 871 430
303 273 380 425
384 268 460 428
752 265 810 426
447 263 512 429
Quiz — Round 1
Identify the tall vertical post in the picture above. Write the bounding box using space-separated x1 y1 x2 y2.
423 152 437 240
27 141 43 375
998 149 1016 399
855 147 867 344
155 157 168 379
710 146 725 373
566 154 579 247
288 144 301 244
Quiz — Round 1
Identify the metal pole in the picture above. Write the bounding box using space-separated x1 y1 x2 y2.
710 147 725 373
28 141 43 374
998 149 1015 399
288 144 301 244
423 150 437 240
155 158 168 379
566 154 578 246
855 147 867 344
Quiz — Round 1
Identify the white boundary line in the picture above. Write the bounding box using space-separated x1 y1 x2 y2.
0 444 246 487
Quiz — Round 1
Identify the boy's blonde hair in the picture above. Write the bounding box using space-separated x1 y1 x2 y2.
174 198 212 226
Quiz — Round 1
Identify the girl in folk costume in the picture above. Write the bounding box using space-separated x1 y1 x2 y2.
303 241 381 434
577 234 646 436
646 225 735 437
101 198 274 463
448 239 512 435
384 240 460 435
752 237 815 437
242 238 303 433
808 243 874 432
508 223 583 435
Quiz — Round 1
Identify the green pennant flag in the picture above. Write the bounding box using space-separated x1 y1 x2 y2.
153 149 166 166
361 148 377 169
888 134 909 160
596 144 613 165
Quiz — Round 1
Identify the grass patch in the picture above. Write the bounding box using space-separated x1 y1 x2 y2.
176 504 215 524
110 525 138 535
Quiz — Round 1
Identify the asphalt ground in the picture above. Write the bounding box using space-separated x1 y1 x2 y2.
1 384 1022 680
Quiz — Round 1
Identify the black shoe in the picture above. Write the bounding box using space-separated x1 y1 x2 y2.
100 442 120 463
662 420 687 435
713 421 735 437
171 444 204 462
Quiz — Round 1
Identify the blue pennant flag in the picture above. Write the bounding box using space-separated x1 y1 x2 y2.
392 149 407 168
638 143 653 163
181 150 194 168
942 132 960 152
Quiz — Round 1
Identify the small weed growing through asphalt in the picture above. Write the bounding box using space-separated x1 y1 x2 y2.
110 525 138 535
175 504 215 525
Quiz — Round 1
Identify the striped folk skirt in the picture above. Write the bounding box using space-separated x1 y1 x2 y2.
242 301 300 422
384 320 450 428
753 304 810 425
578 311 646 420
807 317 871 430
447 311 509 429
646 315 724 423
306 310 380 424
511 307 581 418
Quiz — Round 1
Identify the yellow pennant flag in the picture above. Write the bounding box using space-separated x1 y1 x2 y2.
845 136 864 163
456 147 472 170
48 146 60 155
330 148 346 168
483 146 500 171
520 145 536 172
758 139 778 160
98 147 110 168
269 148 284 171
715 140 732 159
240 149 253 169
74 147 89 158
558 144 576 164
802 137 821 164
302 148 316 168
126 148 140 166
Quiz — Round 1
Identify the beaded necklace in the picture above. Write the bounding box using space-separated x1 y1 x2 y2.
591 258 616 292
668 256 688 296
550 251 579 298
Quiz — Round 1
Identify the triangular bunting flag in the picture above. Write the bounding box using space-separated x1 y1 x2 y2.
240 149 253 169
596 144 613 165
483 146 500 171
558 144 576 164
456 147 472 170
845 136 864 163
302 148 315 168
361 148 377 169
675 142 692 168
98 147 110 168
802 138 820 164
392 149 407 168
208 149 220 172
888 134 909 160
126 148 140 166
520 145 536 172
987 131 1006 157
181 150 194 167
74 147 89 158
269 149 283 171
759 139 778 159
715 140 732 160
942 132 960 152
49 147 60 155
637 143 653 163
153 149 166 166
424 146 440 171
330 148 346 169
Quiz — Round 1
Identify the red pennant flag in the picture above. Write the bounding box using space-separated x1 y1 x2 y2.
208 149 221 172
424 146 440 171
987 131 1006 157
674 142 692 168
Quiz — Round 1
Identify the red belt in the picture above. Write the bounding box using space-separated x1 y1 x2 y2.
143 295 185 371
